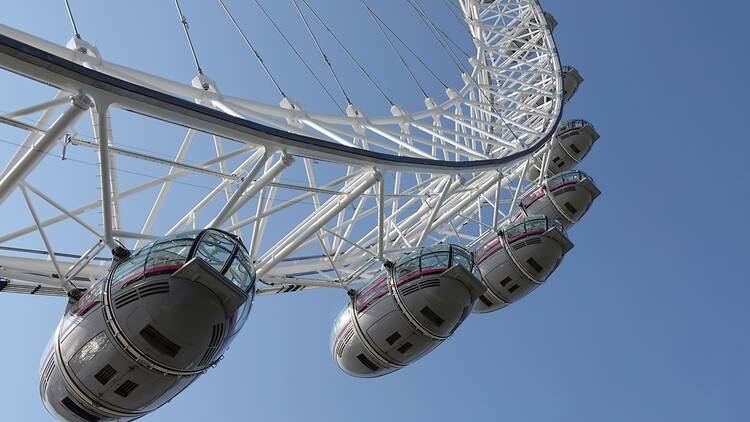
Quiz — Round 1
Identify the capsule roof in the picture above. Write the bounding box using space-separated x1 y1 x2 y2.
543 12 558 32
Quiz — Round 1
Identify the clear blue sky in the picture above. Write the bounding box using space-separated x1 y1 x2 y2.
1 0 749 421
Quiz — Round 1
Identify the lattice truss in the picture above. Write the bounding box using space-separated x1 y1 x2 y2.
0 0 562 296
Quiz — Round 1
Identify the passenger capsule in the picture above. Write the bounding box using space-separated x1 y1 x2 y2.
517 170 601 229
331 245 486 377
544 12 558 32
473 216 573 313
39 229 256 422
562 65 583 103
479 0 557 33
507 11 557 58
527 119 600 180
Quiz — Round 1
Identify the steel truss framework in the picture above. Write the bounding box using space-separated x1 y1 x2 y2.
0 0 564 297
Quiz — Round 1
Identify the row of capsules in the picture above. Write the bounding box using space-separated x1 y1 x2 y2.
330 8 602 377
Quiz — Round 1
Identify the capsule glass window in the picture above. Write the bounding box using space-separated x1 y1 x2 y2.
395 257 421 282
420 252 450 272
330 306 352 354
111 254 148 289
144 239 193 272
230 299 253 336
451 247 473 272
526 217 548 233
195 231 236 273
505 223 526 240
563 171 582 184
550 218 565 233
224 252 254 292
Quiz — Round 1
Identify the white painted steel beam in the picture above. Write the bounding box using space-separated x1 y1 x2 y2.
207 151 292 228
0 95 90 206
256 170 380 276
90 102 115 247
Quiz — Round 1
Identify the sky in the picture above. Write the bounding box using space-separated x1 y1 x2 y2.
1 0 749 421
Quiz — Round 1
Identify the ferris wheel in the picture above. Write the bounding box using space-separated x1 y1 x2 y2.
0 0 602 420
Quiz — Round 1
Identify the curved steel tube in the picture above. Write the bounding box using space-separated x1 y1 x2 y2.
0 7 562 174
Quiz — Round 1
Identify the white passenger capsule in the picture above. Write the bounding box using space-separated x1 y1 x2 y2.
517 170 601 229
473 216 573 313
544 12 558 32
506 11 557 58
39 229 256 422
527 119 600 180
480 0 557 33
331 245 486 377
562 65 583 103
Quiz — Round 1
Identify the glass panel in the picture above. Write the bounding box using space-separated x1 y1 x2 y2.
505 223 526 239
395 257 420 282
420 252 450 272
526 217 547 232
111 254 147 288
224 254 254 292
451 248 472 272
547 175 564 189
330 307 352 354
563 171 581 184
145 240 192 273
70 278 103 316
356 272 389 312
472 265 484 282
195 231 236 273
158 230 201 243
230 300 253 336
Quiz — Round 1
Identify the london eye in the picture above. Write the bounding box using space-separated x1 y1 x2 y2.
0 1 604 420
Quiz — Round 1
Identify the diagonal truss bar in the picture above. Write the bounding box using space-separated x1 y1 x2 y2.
207 151 293 229
0 95 90 206
256 170 381 276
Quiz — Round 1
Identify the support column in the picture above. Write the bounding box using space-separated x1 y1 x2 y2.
90 100 115 247
377 178 385 260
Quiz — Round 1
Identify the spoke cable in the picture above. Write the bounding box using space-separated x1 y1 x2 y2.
174 0 205 76
406 0 468 74
62 0 81 39
407 0 521 145
291 0 352 106
434 23 473 60
363 8 449 90
252 0 344 113
359 0 428 99
216 0 286 98
298 0 395 106
440 0 467 29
